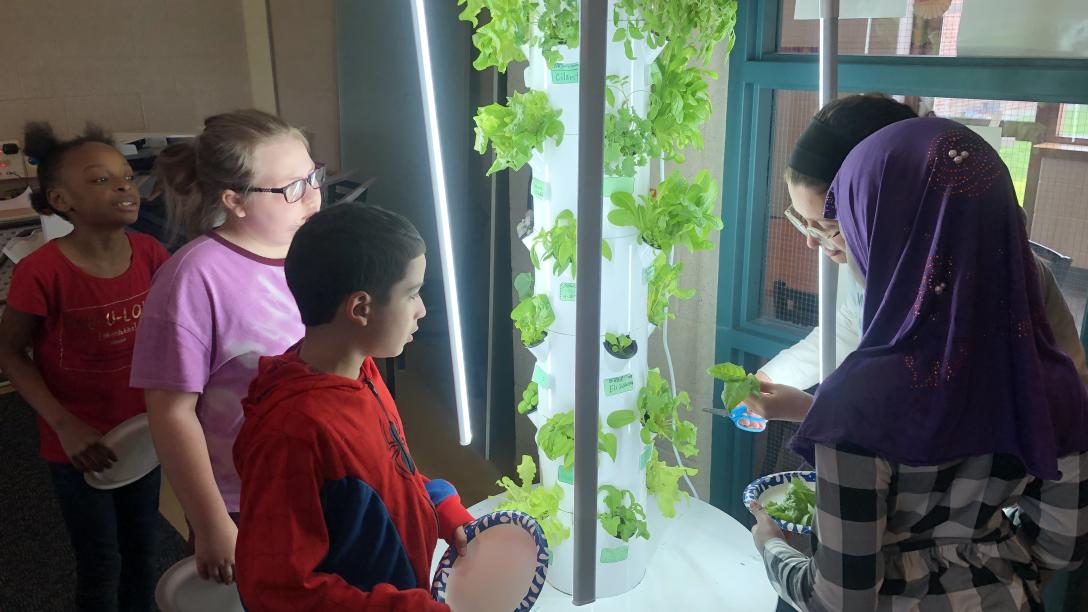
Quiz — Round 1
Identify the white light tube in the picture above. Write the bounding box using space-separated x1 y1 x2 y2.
411 0 473 445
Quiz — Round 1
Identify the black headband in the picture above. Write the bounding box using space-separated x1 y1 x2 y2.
787 118 859 185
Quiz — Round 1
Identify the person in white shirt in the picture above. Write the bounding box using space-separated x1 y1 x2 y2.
749 94 1088 424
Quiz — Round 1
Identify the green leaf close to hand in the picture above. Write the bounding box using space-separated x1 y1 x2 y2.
707 361 761 412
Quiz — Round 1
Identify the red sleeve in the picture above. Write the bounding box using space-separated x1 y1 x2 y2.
7 252 53 318
236 435 450 612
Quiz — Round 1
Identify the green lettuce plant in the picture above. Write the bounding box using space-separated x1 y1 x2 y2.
598 485 650 542
538 411 619 469
648 45 716 162
606 368 696 458
518 381 539 414
474 90 564 175
494 455 570 546
647 253 694 326
646 448 698 518
608 169 721 252
511 294 555 347
611 0 738 64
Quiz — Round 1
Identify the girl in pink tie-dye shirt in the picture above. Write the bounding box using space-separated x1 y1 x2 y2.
131 109 320 586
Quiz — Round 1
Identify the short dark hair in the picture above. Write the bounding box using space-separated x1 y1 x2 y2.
785 93 917 193
286 203 427 326
23 121 116 219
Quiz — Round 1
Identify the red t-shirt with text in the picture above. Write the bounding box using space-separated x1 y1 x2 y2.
7 232 170 462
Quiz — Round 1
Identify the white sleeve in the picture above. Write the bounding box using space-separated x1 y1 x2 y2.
760 271 864 390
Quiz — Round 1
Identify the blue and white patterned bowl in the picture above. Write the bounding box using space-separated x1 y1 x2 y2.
431 511 549 611
743 470 817 535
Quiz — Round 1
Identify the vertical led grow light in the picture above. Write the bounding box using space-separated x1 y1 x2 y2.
411 0 473 446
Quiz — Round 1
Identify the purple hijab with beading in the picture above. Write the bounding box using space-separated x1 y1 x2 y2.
791 117 1088 479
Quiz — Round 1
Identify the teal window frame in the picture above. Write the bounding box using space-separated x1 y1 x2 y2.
710 1 1088 521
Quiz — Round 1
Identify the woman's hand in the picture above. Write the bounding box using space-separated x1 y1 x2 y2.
56 415 117 472
744 381 815 423
195 515 238 584
750 502 786 552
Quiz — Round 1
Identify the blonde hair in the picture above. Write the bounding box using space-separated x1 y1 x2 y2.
154 109 309 241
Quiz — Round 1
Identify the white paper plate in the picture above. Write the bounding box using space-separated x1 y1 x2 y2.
431 511 549 612
83 413 159 490
743 470 817 535
155 556 244 612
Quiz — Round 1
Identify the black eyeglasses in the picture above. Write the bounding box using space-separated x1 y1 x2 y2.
246 164 325 203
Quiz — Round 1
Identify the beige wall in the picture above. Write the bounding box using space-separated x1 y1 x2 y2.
267 0 342 171
0 0 342 170
0 0 258 138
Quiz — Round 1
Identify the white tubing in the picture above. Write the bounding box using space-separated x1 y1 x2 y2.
658 157 699 500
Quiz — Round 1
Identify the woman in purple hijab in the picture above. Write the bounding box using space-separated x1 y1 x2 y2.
752 117 1088 611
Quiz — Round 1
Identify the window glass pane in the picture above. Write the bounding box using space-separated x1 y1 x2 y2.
762 91 1087 335
1058 105 1088 140
777 0 1088 59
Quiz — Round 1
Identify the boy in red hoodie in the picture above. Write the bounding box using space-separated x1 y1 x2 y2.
233 203 472 610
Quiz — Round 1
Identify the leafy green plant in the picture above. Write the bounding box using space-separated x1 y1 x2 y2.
647 253 694 326
611 0 739 65
606 407 638 429
605 368 697 457
765 477 816 527
604 76 660 177
511 294 555 347
604 332 634 356
538 411 618 469
536 0 580 66
474 90 564 175
648 45 716 162
640 368 697 457
494 455 570 546
458 0 581 71
609 170 722 252
531 209 577 276
646 448 698 518
514 272 535 300
598 485 650 542
458 0 533 72
707 362 761 412
518 381 539 414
